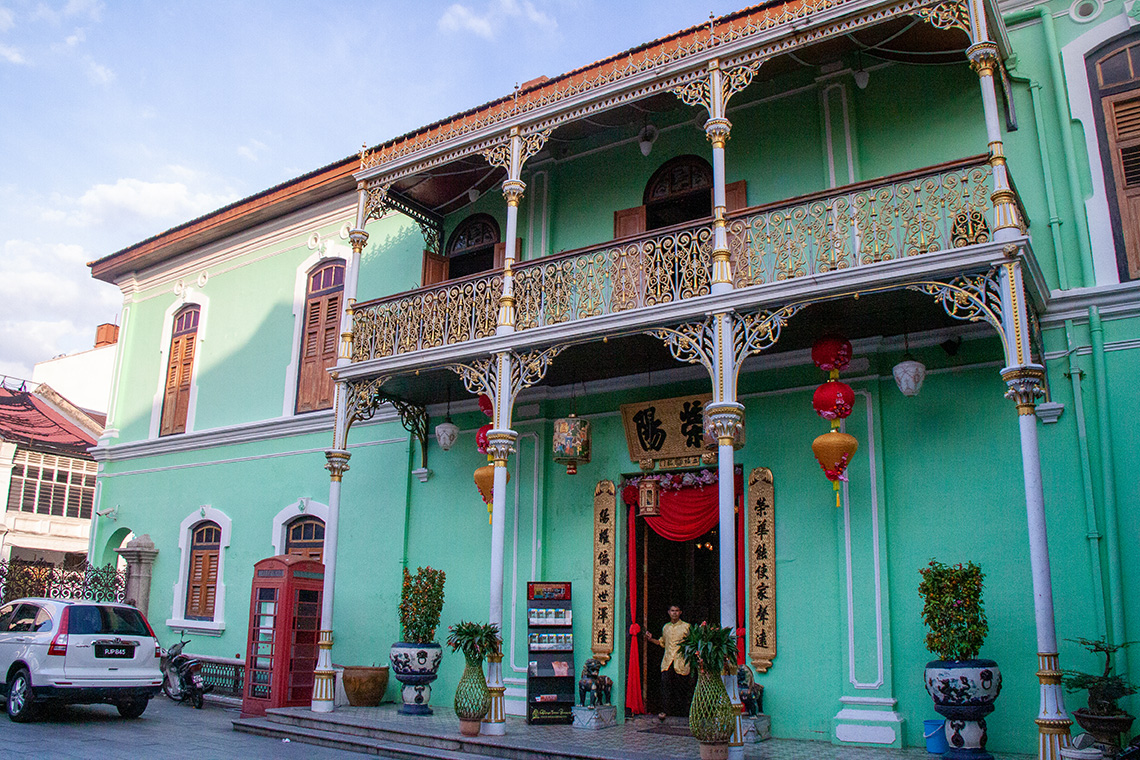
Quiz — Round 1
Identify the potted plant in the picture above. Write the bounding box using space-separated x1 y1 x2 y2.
1063 637 1137 754
390 566 446 714
446 621 501 736
677 623 739 760
919 560 1001 760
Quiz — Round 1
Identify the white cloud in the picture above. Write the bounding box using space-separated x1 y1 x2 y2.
439 4 495 39
32 0 102 25
237 138 269 162
85 58 112 84
498 0 556 30
0 7 14 32
0 43 25 64
64 27 84 46
71 177 236 226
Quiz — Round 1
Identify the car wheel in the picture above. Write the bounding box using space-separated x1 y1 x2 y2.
6 668 35 723
116 699 148 719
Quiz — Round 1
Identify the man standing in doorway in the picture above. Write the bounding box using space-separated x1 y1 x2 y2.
643 603 691 720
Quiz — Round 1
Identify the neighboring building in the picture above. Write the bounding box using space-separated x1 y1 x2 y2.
32 323 119 417
85 1 1140 757
0 380 102 565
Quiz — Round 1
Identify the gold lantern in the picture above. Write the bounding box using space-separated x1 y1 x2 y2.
638 478 660 517
811 430 859 508
552 414 591 475
474 458 510 524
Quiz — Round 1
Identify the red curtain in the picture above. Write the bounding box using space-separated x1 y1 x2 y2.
626 503 646 714
642 484 720 541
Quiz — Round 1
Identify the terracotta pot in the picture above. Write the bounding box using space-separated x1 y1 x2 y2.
341 665 389 707
698 742 729 760
1072 709 1135 755
459 718 482 736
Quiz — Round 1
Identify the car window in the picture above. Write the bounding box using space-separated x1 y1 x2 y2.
33 606 53 632
68 605 150 637
0 604 15 631
8 604 38 633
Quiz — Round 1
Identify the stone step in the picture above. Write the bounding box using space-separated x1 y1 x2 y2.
232 716 504 760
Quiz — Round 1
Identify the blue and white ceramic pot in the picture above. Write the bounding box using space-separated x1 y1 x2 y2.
925 659 1002 760
390 641 443 715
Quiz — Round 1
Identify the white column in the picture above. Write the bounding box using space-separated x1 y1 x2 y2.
498 129 525 337
705 61 734 296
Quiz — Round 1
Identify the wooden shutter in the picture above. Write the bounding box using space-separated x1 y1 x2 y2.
422 248 449 286
614 206 647 238
296 292 341 413
186 547 218 619
492 238 522 269
725 180 748 213
160 330 196 436
1106 93 1140 278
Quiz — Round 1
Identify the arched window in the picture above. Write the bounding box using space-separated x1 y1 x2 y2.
285 516 325 563
1090 33 1140 279
296 261 345 413
186 521 221 620
643 155 714 231
160 305 200 436
445 214 502 279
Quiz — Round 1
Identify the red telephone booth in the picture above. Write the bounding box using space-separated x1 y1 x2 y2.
240 555 324 717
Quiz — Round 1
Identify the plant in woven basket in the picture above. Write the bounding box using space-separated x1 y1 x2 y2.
447 621 500 723
1062 637 1137 717
398 566 446 644
918 560 988 661
678 623 739 745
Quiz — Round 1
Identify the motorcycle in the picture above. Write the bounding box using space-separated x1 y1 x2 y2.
160 631 212 709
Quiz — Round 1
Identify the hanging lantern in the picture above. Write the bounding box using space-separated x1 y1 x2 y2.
478 394 494 418
638 478 660 517
552 414 591 475
474 460 510 524
811 430 859 508
893 357 927 397
812 381 855 423
812 335 853 378
476 423 492 454
435 418 459 451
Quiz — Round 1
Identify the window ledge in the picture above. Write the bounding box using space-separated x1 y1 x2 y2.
166 618 225 637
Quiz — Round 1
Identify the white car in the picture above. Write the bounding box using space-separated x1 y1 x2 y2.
0 598 163 721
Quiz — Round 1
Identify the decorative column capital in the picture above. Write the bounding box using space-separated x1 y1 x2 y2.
966 41 999 78
704 401 745 447
502 178 526 207
325 449 352 481
348 228 369 255
704 117 732 148
1001 365 1046 415
486 429 518 465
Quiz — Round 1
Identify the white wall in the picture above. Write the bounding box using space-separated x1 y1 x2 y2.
33 344 117 414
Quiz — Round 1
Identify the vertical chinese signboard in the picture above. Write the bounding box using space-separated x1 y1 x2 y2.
591 481 616 665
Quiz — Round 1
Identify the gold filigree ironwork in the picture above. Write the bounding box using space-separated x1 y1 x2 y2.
907 269 1008 357
481 140 512 172
722 59 762 108
917 0 971 33
446 346 563 413
648 306 804 379
748 467 776 673
363 182 444 256
520 127 552 165
342 376 429 467
591 481 617 666
671 73 713 112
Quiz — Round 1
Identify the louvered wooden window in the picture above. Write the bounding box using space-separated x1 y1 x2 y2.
160 305 200 436
1105 93 1140 278
186 522 221 620
285 516 325 563
296 262 345 414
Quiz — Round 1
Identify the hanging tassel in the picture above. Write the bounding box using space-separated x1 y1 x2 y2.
834 480 841 509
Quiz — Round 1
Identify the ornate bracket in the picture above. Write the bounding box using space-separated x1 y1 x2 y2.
480 127 553 176
343 376 430 471
917 0 971 34
906 268 1008 358
363 181 444 256
446 345 564 413
670 59 762 118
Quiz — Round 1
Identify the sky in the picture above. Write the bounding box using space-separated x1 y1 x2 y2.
0 0 748 382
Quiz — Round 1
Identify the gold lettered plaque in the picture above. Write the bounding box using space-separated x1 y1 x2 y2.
620 394 712 468
748 467 776 673
591 481 617 666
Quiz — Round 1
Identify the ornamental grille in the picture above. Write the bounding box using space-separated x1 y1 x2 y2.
5 450 97 520
0 560 125 605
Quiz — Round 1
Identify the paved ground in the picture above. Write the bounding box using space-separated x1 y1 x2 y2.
0 696 373 760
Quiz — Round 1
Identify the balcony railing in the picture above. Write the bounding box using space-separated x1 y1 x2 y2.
351 156 998 363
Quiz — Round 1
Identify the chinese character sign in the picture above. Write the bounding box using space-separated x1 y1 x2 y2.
620 394 713 465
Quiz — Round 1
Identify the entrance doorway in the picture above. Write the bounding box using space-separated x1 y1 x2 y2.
640 521 719 716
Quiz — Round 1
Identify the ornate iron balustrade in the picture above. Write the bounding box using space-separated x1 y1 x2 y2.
350 157 1004 362
728 157 996 285
0 560 126 605
196 655 244 698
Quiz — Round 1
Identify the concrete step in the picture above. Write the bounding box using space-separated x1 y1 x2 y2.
233 716 503 760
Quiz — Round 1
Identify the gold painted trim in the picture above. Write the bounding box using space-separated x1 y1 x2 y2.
591 481 617 666
747 468 776 672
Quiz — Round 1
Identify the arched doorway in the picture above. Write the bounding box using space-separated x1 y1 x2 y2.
643 155 714 231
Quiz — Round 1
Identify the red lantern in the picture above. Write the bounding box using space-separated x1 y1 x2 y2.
812 335 852 377
811 430 859 508
812 381 855 422
476 423 492 454
478 394 494 418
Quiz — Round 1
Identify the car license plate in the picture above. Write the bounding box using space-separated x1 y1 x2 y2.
95 644 134 658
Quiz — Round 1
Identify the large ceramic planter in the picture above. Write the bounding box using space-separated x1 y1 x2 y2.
925 659 1002 760
341 665 389 707
454 654 490 734
1072 709 1135 756
390 642 443 715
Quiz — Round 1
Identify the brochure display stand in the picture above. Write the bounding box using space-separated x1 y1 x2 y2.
525 581 574 724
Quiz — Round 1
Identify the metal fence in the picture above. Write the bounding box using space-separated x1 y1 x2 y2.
0 560 126 606
197 655 245 699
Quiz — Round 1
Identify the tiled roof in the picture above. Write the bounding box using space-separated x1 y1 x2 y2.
0 387 96 458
